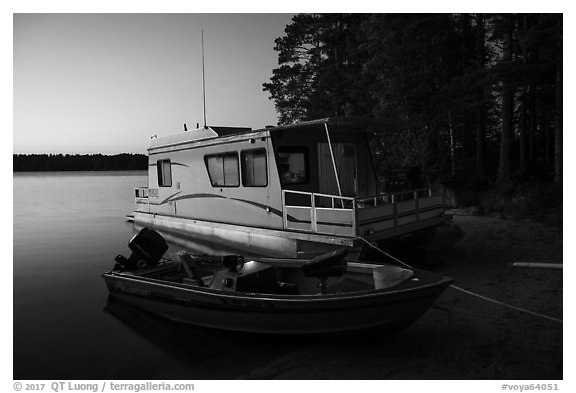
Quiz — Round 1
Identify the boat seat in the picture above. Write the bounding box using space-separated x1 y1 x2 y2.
301 248 348 279
175 252 207 286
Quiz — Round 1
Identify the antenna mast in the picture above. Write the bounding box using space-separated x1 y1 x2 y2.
201 29 207 129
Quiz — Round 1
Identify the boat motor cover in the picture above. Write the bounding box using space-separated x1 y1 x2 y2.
128 227 169 265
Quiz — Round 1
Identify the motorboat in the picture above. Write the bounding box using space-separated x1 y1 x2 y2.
103 228 453 334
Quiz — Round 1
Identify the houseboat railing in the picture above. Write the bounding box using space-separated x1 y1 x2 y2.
282 187 444 237
281 189 356 236
355 188 436 207
134 187 150 213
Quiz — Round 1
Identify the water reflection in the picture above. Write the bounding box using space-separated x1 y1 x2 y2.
103 291 382 380
103 296 287 379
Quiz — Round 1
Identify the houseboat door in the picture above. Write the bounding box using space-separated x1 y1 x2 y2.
318 142 357 197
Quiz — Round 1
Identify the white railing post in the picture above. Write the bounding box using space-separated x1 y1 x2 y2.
352 199 357 235
311 192 317 232
324 123 344 208
281 189 288 229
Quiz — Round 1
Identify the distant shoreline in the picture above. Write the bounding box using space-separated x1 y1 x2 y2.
13 169 147 173
13 153 148 172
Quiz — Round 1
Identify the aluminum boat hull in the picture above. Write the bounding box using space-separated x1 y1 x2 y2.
103 266 453 334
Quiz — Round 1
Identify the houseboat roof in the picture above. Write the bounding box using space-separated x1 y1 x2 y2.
211 126 253 136
263 117 424 133
149 125 255 151
148 117 423 152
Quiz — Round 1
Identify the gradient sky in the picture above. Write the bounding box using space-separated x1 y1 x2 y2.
13 13 295 154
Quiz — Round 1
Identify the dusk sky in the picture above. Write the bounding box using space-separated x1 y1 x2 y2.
13 13 295 154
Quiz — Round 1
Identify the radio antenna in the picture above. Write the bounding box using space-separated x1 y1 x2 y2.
201 29 207 129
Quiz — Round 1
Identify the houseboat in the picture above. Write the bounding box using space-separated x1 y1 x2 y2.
129 117 447 259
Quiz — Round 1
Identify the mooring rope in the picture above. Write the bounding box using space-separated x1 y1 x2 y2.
356 237 563 324
356 237 413 269
449 284 563 323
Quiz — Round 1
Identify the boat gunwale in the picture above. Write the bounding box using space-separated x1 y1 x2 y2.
102 265 454 304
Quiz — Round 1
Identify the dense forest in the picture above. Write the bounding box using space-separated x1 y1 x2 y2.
263 14 562 216
13 154 148 172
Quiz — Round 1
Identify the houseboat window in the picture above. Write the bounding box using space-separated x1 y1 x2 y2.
241 148 268 187
277 147 309 185
204 152 240 187
157 159 172 187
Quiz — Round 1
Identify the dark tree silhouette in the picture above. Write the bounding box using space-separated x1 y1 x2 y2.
264 13 563 190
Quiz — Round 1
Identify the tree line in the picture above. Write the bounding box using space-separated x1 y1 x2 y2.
13 154 148 172
263 14 562 187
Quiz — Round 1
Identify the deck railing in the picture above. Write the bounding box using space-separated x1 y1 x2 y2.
281 190 356 236
282 188 444 237
355 188 433 207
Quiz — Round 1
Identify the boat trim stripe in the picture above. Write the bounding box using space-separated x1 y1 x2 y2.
148 192 287 220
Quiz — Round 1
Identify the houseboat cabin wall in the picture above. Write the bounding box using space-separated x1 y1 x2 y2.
269 123 378 204
145 122 380 229
146 128 285 230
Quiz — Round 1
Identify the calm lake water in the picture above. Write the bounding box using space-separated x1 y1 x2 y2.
13 171 297 379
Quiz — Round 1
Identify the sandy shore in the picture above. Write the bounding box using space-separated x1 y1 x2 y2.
246 214 563 379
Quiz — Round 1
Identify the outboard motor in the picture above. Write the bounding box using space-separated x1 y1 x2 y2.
114 227 168 271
